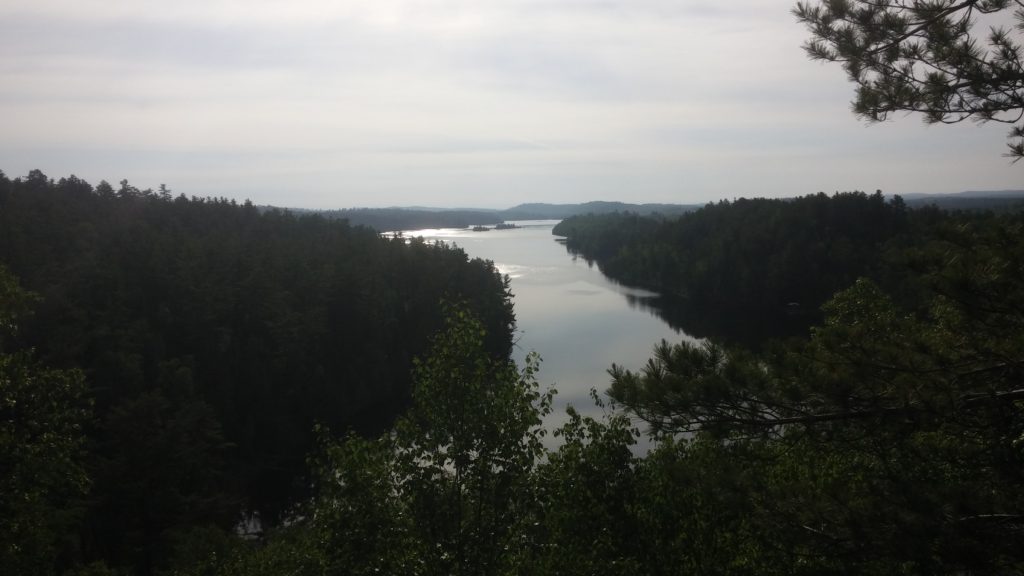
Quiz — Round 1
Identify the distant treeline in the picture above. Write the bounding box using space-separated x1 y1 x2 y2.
271 194 1024 235
315 208 504 231
296 194 1024 236
553 191 1023 341
904 194 1024 212
499 201 698 221
554 192 909 308
270 201 701 233
0 169 514 574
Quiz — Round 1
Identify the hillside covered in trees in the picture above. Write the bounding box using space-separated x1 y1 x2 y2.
551 191 1018 344
0 169 515 575
553 191 911 310
3 170 1023 576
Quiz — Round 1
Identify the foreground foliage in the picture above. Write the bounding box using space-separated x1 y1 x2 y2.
312 306 552 576
609 215 1024 573
794 0 1024 159
0 269 90 576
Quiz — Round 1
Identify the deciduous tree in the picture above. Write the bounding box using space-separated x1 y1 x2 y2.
0 267 90 575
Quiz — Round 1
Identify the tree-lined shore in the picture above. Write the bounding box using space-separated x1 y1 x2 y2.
4 169 1023 575
0 169 514 575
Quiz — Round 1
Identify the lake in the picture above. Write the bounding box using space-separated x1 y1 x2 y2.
399 220 698 441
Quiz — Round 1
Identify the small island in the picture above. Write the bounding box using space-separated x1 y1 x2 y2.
471 225 490 232
495 222 519 230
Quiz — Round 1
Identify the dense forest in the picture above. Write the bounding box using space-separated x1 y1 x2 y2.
498 201 698 221
553 191 912 310
3 171 1023 575
249 198 1023 576
551 191 1008 344
0 169 515 575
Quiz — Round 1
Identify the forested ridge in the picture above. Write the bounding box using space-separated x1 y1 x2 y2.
0 169 514 575
3 170 1023 576
553 191 913 311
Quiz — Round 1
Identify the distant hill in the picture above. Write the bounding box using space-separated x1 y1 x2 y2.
937 189 1024 198
264 190 1024 232
316 208 502 231
259 201 701 232
902 189 1024 211
499 201 699 220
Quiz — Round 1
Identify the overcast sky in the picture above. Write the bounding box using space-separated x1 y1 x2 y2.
1 0 1020 208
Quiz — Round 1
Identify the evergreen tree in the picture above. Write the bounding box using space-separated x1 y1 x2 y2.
794 0 1024 159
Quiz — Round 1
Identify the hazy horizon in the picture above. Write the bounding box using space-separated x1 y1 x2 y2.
2 1 1020 209
267 188 1024 212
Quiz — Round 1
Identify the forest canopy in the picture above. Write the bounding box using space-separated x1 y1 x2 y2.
3 169 1023 576
553 191 907 304
176 205 1024 575
0 169 515 574
298 203 1024 576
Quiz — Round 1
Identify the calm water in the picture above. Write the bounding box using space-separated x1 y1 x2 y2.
400 220 698 439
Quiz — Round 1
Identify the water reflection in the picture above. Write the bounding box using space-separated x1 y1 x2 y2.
403 221 693 443
622 293 818 350
557 244 819 350
402 220 815 448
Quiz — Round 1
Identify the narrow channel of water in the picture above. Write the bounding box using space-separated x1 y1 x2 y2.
400 220 698 440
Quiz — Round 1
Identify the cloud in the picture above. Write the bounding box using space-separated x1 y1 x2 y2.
0 1 1019 207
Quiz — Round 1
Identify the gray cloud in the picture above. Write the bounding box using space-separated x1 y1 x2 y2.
0 0 1019 207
